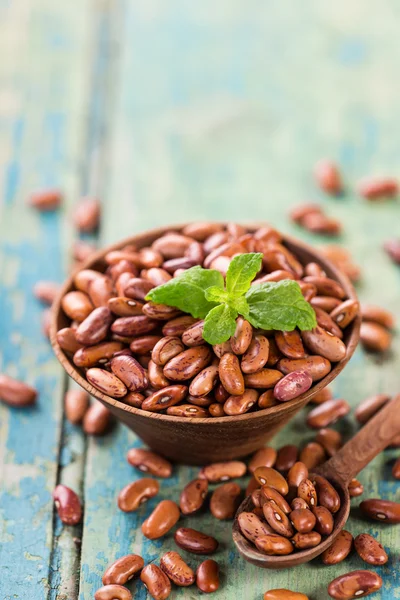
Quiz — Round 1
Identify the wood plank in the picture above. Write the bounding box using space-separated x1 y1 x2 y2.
0 1 91 598
77 1 400 598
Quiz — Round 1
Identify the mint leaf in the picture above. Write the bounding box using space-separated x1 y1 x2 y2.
205 286 229 304
229 295 250 319
245 280 317 331
145 265 224 319
203 304 238 345
226 253 263 298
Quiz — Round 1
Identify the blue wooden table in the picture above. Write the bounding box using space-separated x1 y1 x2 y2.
0 1 399 598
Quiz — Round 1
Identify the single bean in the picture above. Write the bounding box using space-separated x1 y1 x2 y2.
163 346 212 381
290 508 316 533
182 222 224 241
74 197 100 232
358 176 398 199
86 368 127 398
274 370 313 402
64 389 89 424
348 479 364 498
88 276 115 307
181 320 205 346
29 188 62 210
384 238 400 264
299 442 326 470
266 338 282 366
322 530 353 565
140 564 171 600
354 393 391 425
196 559 220 593
306 399 350 429
312 475 341 514
127 448 172 478
314 307 343 339
189 365 219 397
151 336 185 366
297 479 318 507
311 296 342 313
147 360 171 389
83 402 112 435
354 533 388 566
0 374 37 407
327 570 382 599
62 291 94 322
275 445 299 474
102 554 144 585
123 392 144 408
141 385 187 412
94 585 132 600
223 388 259 415
315 429 342 457
244 369 283 389
33 280 60 305
111 315 158 336
292 531 321 549
255 533 293 555
303 276 345 299
251 489 265 507
110 355 148 392
241 335 270 373
142 302 180 320
275 330 307 359
359 498 400 523
209 403 225 417
312 505 334 535
200 461 247 482
174 527 218 554
360 321 392 352
213 340 232 358
254 467 288 495
160 551 195 586
117 478 159 512
263 590 309 600
230 318 253 355
210 482 242 519
301 327 347 362
73 341 124 367
53 484 82 525
237 511 274 542
315 159 342 194
291 498 309 511
287 462 309 490
278 356 332 382
180 478 208 515
152 232 193 258
310 387 333 404
167 404 209 417
219 353 245 395
141 499 180 539
56 327 83 354
330 300 360 329
263 500 294 537
249 447 277 474
162 315 198 337
261 486 291 514
108 296 144 317
258 390 279 409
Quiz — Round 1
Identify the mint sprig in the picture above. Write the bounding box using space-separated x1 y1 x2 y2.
145 252 317 344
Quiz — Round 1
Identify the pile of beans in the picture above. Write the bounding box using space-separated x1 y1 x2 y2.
289 203 342 236
55 223 359 417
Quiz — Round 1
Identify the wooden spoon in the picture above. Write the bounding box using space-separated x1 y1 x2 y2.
233 393 400 568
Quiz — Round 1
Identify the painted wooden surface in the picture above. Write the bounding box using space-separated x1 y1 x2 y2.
0 1 400 599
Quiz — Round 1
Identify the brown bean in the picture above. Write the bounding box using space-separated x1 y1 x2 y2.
189 365 219 397
244 369 283 389
218 352 245 395
108 296 144 317
162 315 197 337
360 498 400 523
56 327 83 354
129 335 162 355
142 302 180 320
299 442 326 470
354 533 388 566
33 280 60 305
141 385 187 412
278 356 332 382
297 479 318 507
290 508 316 534
275 330 307 359
264 590 309 600
314 159 342 195
258 390 279 409
152 232 193 258
354 393 391 424
327 570 382 599
174 527 218 554
108 260 138 282
360 321 392 352
322 530 353 565
103 554 144 585
255 269 296 284
117 478 159 512
330 300 360 329
310 387 333 404
62 291 93 322
348 479 364 497
392 458 400 479
167 404 209 417
203 231 228 252
261 486 291 514
209 403 225 417
0 375 37 407
200 461 246 482
213 340 232 358
251 489 265 507
275 445 299 474
292 531 321 549
73 341 124 367
311 296 342 313
141 499 180 539
254 467 288 495
312 475 341 513
303 276 345 299
180 478 208 515
88 276 115 307
163 346 212 381
110 355 148 392
183 222 224 241
29 188 62 210
287 462 309 490
94 585 132 600
64 390 89 424
144 267 172 287
384 238 400 264
196 559 220 593
263 501 294 537
249 447 277 474
75 307 113 345
111 315 158 336
291 498 309 511
74 197 100 232
238 511 274 542
83 402 112 435
138 247 163 268
53 484 82 525
147 360 170 389
290 202 322 224
312 505 334 535
160 551 195 586
315 429 343 457
255 534 293 555
274 370 313 402
307 399 350 429
127 448 172 478
223 388 258 415
181 320 205 346
302 327 347 362
241 335 270 373
151 337 185 367
140 564 171 600
105 250 140 266
314 307 344 339
210 482 241 519
358 176 398 199
230 318 253 355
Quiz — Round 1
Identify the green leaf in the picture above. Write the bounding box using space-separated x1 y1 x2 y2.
229 295 250 319
145 265 224 319
205 286 229 304
245 280 317 331
226 253 263 298
203 304 238 345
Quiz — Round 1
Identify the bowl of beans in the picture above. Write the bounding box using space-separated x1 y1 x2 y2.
50 222 360 464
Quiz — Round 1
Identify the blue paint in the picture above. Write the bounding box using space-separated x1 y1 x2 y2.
338 39 367 65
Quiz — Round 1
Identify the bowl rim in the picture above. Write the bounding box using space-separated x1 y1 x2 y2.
50 222 361 425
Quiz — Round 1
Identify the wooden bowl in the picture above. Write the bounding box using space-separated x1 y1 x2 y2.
50 223 360 465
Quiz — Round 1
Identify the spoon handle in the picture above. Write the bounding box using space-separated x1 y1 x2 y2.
319 393 400 485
